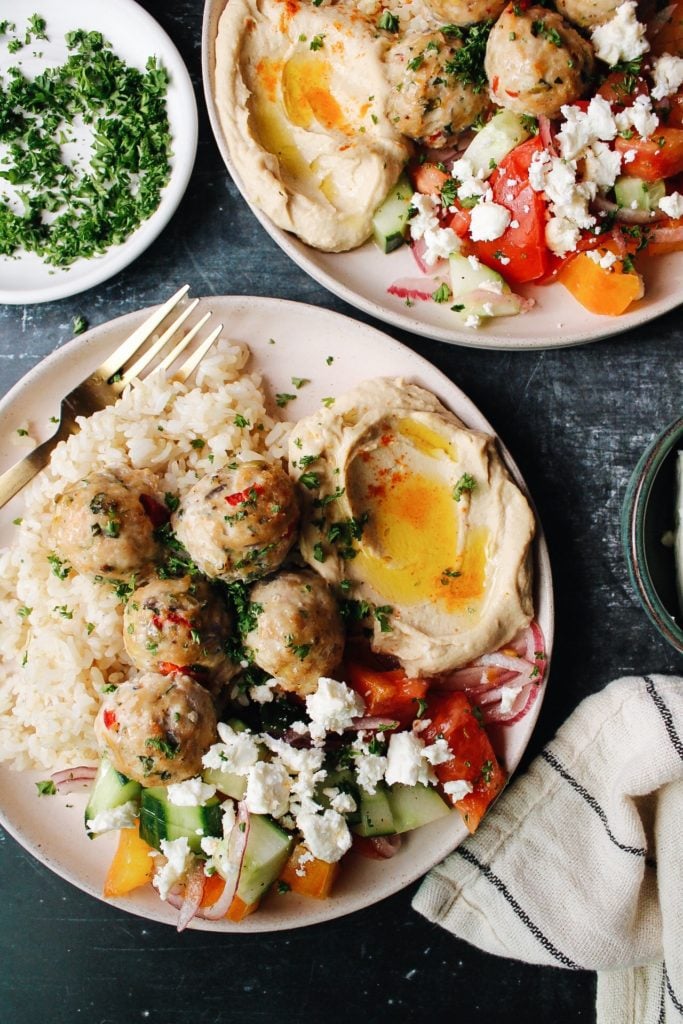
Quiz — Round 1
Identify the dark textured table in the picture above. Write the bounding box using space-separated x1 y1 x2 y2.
1 3 681 1022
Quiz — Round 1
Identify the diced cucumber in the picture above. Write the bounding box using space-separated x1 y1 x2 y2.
352 784 395 837
614 175 665 213
211 814 293 905
449 252 510 298
461 109 531 178
84 757 141 836
139 786 223 854
386 783 451 834
372 171 413 254
202 766 247 800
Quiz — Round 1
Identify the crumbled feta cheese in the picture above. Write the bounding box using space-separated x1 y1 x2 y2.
290 720 309 735
615 94 659 140
584 141 622 189
450 156 475 182
86 800 138 835
623 149 636 164
422 737 452 766
409 192 440 241
295 848 315 877
305 678 365 742
250 676 278 704
509 219 520 230
498 684 525 716
467 254 481 270
220 800 236 837
591 1 649 66
423 225 460 265
506 178 517 187
323 787 358 815
262 734 325 775
154 837 192 901
557 96 617 161
457 177 487 202
202 722 260 775
352 734 388 795
385 732 432 786
482 302 494 316
464 314 481 329
166 777 217 807
545 216 580 256
469 202 510 242
297 809 352 863
498 254 511 266
443 779 474 802
651 53 683 101
479 278 504 295
659 191 683 218
245 761 291 817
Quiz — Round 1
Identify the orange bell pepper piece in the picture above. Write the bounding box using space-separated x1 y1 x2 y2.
200 872 259 921
558 250 644 316
279 843 340 899
103 824 155 898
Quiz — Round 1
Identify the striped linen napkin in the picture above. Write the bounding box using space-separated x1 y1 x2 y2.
413 675 683 1023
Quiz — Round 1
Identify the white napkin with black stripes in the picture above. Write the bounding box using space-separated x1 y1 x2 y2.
413 675 683 1023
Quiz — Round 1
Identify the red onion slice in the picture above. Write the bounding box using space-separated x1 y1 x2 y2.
538 115 558 157
199 801 250 921
51 765 97 792
411 237 449 275
593 194 664 225
175 861 206 933
369 835 402 858
348 716 400 732
388 277 447 302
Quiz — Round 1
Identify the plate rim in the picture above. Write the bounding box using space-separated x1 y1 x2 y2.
200 0 682 352
0 0 198 306
0 294 554 931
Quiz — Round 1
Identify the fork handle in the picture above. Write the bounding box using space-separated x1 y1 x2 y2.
0 408 76 510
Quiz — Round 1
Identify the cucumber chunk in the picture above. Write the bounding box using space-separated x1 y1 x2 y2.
372 171 413 254
614 175 665 212
139 786 223 854
352 784 395 837
211 814 293 905
461 109 532 178
202 766 247 800
386 783 451 833
85 757 141 836
449 252 510 298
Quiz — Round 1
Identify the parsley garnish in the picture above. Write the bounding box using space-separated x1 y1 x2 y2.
481 759 494 784
72 314 88 335
531 19 563 46
234 414 250 428
443 21 492 93
299 471 321 490
520 113 539 136
47 553 70 579
275 392 297 407
452 473 476 501
309 34 325 50
145 736 179 758
374 605 393 632
377 10 400 31
440 177 458 207
291 376 310 389
286 635 311 660
432 282 452 303
35 779 56 796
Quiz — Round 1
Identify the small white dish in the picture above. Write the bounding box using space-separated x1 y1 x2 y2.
0 295 553 930
202 0 683 351
0 0 197 305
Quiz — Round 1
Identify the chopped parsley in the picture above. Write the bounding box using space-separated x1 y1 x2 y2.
530 19 563 46
321 397 335 408
233 414 250 428
35 779 56 796
299 471 321 490
443 21 492 93
291 376 310 389
481 758 494 784
432 282 452 303
309 34 325 50
286 635 311 660
374 605 393 632
313 486 345 508
72 314 88 335
440 177 458 207
275 392 297 407
313 541 326 562
47 552 70 579
377 10 400 31
452 473 476 501
190 438 206 449
164 492 180 512
520 113 539 136
16 605 32 618
145 736 179 758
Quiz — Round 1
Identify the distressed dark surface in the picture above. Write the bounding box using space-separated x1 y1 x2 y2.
0 2 681 1022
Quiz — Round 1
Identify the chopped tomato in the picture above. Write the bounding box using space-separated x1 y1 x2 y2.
614 128 683 181
666 93 683 129
649 0 683 57
597 71 649 106
421 691 506 834
411 161 449 196
103 708 118 730
345 661 428 728
448 204 471 238
467 136 551 285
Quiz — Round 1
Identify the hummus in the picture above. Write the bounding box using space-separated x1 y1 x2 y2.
213 0 412 252
289 379 535 676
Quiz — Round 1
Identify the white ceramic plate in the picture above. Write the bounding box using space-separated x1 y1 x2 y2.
0 295 553 931
202 0 683 351
0 0 197 305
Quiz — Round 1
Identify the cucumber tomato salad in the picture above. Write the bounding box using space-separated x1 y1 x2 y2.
372 0 683 328
73 623 545 928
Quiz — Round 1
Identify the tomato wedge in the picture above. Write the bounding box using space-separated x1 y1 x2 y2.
614 128 683 181
345 661 428 728
421 691 506 833
466 136 550 285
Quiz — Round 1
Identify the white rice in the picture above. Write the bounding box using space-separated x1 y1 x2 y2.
0 339 291 772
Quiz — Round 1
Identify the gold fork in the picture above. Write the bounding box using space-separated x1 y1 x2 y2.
0 286 223 509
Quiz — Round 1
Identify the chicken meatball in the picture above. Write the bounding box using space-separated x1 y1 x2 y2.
554 0 621 28
385 30 489 147
244 571 345 697
95 672 217 786
50 467 163 579
172 461 300 583
123 576 236 690
422 0 507 26
485 6 594 118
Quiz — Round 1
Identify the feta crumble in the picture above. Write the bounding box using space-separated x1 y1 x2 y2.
245 761 291 817
651 53 683 101
305 677 365 742
586 249 618 270
154 837 192 901
464 314 482 329
297 809 352 863
166 777 217 807
591 1 649 66
385 731 433 787
201 722 260 775
352 733 388 794
469 201 511 242
659 191 683 219
443 779 474 802
86 799 138 835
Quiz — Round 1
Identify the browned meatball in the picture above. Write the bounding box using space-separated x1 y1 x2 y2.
49 467 163 579
485 6 594 118
123 576 237 690
244 571 345 697
94 672 217 786
385 30 489 147
554 0 622 28
172 461 299 583
422 0 507 25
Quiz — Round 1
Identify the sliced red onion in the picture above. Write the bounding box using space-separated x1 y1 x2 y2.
348 716 400 732
175 861 206 933
198 801 250 921
649 223 683 245
369 835 402 858
478 651 529 672
593 194 664 225
51 765 97 792
388 277 446 302
482 680 536 723
411 237 449 275
538 115 557 157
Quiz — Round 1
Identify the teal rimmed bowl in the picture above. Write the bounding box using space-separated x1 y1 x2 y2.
622 415 683 654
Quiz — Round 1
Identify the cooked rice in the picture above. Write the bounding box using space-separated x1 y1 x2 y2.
0 340 291 772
